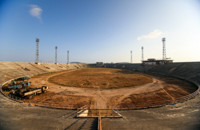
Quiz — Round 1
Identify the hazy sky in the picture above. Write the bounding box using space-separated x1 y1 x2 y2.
0 0 200 63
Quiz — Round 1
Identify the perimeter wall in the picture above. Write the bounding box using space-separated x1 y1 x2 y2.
103 62 200 86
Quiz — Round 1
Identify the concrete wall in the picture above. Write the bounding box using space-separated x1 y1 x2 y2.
0 62 87 84
103 62 200 86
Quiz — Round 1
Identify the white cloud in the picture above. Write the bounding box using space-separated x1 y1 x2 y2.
137 29 163 40
30 5 42 21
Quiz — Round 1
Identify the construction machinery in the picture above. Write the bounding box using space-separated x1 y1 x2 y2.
2 76 48 99
2 81 31 91
11 86 48 99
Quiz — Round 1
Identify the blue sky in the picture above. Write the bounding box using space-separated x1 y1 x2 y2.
0 0 200 63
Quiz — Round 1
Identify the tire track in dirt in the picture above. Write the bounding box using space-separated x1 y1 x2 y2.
115 78 162 104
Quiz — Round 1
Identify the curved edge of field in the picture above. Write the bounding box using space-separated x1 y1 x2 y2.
4 67 198 110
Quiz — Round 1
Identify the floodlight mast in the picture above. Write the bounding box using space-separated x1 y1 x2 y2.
55 46 57 64
141 46 144 62
130 50 132 63
162 38 166 60
67 50 69 64
35 38 39 64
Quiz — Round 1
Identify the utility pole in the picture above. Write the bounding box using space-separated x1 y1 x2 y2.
35 38 39 64
55 46 57 64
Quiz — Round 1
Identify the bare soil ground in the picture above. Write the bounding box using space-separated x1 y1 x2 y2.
26 68 196 109
48 68 153 89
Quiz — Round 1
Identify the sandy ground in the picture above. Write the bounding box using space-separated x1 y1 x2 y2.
26 68 196 110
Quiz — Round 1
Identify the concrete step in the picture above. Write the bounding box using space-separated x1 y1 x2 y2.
64 118 98 130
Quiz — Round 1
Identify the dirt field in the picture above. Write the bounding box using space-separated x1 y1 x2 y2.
25 68 196 109
48 68 153 89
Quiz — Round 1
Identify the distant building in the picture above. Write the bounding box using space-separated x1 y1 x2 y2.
142 58 173 65
96 62 104 67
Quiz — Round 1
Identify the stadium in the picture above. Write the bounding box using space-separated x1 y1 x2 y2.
0 62 200 129
1 1 200 130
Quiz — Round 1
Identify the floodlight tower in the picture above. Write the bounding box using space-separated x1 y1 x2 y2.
162 38 166 60
55 46 58 64
130 50 132 63
67 50 69 64
35 38 39 64
141 46 144 62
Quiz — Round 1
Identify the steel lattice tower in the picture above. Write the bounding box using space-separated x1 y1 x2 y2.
55 46 57 64
67 50 69 64
130 50 132 63
141 46 144 62
162 38 166 60
35 38 39 64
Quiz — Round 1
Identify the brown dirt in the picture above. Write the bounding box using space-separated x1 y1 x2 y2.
48 68 153 89
26 68 197 109
115 75 196 109
23 91 92 109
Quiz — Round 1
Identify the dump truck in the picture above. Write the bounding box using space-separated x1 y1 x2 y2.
11 86 48 99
